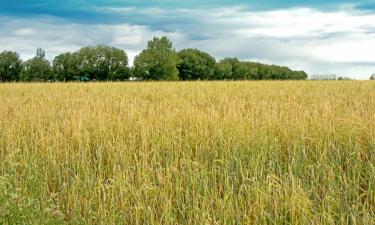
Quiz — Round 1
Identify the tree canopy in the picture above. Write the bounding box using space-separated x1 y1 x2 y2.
51 45 130 81
0 36 310 82
52 52 78 81
0 51 23 82
75 45 130 81
214 60 233 80
211 58 307 80
177 49 215 80
21 49 52 81
133 37 179 81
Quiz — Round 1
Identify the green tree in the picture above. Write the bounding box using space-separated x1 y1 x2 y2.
295 71 308 80
242 62 259 80
370 74 375 80
177 49 215 80
220 58 246 80
101 46 130 81
76 45 129 81
21 49 52 81
133 37 179 80
0 51 23 81
188 54 309 81
214 61 232 80
36 48 45 58
75 46 95 80
52 52 78 81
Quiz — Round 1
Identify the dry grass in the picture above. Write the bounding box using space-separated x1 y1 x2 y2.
0 81 374 224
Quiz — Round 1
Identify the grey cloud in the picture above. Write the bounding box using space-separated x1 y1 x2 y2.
0 16 185 62
1 6 375 80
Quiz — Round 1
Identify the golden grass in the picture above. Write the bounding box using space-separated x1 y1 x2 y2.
0 81 374 224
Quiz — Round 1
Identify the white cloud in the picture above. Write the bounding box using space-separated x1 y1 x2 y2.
0 16 186 65
189 6 375 79
1 6 375 79
13 28 36 36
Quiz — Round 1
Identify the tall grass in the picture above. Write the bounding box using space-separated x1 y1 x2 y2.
0 81 374 224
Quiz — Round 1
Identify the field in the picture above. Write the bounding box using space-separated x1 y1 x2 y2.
0 81 374 224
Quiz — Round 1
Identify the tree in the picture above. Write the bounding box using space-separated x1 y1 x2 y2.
338 76 351 80
36 48 45 58
21 48 52 81
0 51 23 81
75 45 129 81
371 74 375 80
52 52 78 81
101 46 130 81
214 61 232 80
310 74 336 80
294 71 308 80
243 62 260 80
220 58 246 80
1 41 311 82
133 37 179 80
177 49 215 80
210 59 307 80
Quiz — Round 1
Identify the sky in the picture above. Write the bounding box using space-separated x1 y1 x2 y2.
1 1 375 79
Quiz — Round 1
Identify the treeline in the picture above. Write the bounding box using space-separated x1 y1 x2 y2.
0 36 308 82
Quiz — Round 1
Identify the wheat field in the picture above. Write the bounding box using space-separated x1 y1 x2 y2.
0 81 374 224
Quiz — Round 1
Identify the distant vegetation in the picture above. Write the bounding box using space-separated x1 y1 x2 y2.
310 74 338 80
310 74 355 81
0 37 308 82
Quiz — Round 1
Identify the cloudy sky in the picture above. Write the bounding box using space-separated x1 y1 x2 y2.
1 0 375 79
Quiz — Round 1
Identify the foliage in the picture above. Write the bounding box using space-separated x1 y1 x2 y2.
0 37 309 82
52 52 78 81
37 48 46 58
219 58 243 80
212 58 307 80
177 48 215 80
75 45 130 81
337 76 352 80
0 51 23 81
133 37 180 80
21 49 52 81
214 60 233 79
